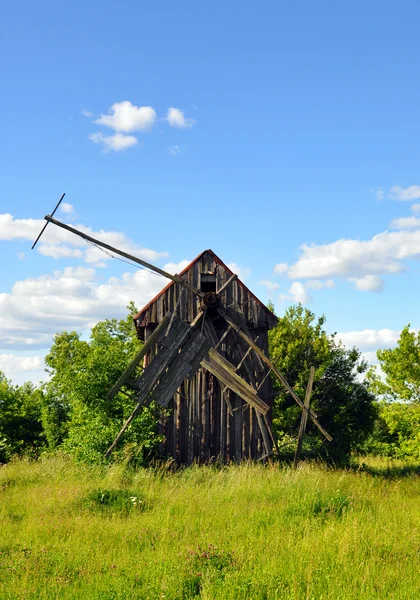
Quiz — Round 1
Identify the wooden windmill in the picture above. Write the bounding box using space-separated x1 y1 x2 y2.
33 197 332 464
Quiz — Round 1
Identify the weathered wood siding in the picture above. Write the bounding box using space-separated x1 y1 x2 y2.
135 251 277 336
135 250 277 463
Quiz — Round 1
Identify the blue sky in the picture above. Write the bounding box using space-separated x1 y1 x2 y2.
1 1 420 383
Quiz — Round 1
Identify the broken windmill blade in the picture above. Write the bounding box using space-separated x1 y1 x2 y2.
32 210 204 299
293 366 315 468
31 193 66 250
32 200 331 461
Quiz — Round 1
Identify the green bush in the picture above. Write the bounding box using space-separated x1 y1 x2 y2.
362 402 420 459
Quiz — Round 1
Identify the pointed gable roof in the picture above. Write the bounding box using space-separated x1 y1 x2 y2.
133 249 277 334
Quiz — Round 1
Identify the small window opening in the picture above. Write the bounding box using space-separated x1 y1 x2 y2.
200 272 217 293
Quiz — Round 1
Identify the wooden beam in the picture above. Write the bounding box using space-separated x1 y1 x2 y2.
217 273 238 296
293 366 315 468
201 349 270 415
44 216 203 297
217 307 332 442
107 312 171 400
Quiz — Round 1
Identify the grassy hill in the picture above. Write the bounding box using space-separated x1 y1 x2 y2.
1 456 419 599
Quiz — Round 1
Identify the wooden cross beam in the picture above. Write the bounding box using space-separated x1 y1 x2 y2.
293 366 315 468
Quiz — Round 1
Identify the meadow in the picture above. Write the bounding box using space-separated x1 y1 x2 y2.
1 456 419 600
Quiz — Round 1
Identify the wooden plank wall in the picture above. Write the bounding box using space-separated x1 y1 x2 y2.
139 252 276 464
145 326 273 463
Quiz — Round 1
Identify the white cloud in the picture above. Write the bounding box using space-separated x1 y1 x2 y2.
95 101 157 132
390 216 420 230
167 145 181 156
0 354 42 373
289 282 310 304
88 132 138 152
336 329 400 350
38 245 84 259
389 185 420 201
411 204 420 213
17 252 25 260
166 107 196 129
306 279 335 290
0 353 48 385
276 279 333 304
0 213 168 267
163 260 191 275
352 275 383 292
274 263 289 274
226 262 251 281
258 280 279 291
360 351 380 365
59 202 74 215
286 228 420 281
0 265 168 352
82 108 93 118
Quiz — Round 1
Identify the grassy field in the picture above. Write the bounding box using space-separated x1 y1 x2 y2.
0 456 419 599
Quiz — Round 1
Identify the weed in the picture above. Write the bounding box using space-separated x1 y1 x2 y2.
82 488 147 516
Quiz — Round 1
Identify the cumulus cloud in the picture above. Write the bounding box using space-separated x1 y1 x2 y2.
88 132 138 152
0 264 178 351
226 262 251 281
306 279 335 290
289 282 310 304
258 280 280 291
164 260 191 275
0 354 42 373
273 263 289 274
95 101 157 132
60 202 75 215
336 329 401 350
389 185 420 202
81 108 93 118
0 353 47 385
352 275 383 292
166 107 196 129
390 216 420 230
0 213 168 267
38 245 84 259
286 228 420 281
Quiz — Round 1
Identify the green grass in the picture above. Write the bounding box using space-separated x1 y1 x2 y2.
0 456 419 599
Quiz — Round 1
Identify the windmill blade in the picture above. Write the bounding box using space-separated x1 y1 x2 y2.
108 312 172 400
201 348 269 415
216 305 333 442
43 215 203 298
106 312 212 457
217 273 238 295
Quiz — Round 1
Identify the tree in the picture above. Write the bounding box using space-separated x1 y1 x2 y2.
43 303 162 464
372 325 420 403
268 305 377 462
0 372 44 462
362 401 420 460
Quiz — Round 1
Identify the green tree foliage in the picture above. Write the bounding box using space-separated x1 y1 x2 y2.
371 326 420 403
0 372 44 462
268 305 377 462
43 303 162 464
362 402 420 459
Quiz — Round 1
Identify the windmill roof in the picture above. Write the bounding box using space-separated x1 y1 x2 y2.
133 249 277 323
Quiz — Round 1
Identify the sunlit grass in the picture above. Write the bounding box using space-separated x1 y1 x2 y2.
1 455 419 599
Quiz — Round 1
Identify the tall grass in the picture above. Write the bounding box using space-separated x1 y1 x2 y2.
1 455 419 599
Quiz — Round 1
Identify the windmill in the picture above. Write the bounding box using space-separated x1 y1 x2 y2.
33 196 332 463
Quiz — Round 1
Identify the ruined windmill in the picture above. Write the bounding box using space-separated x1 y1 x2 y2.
33 196 332 464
